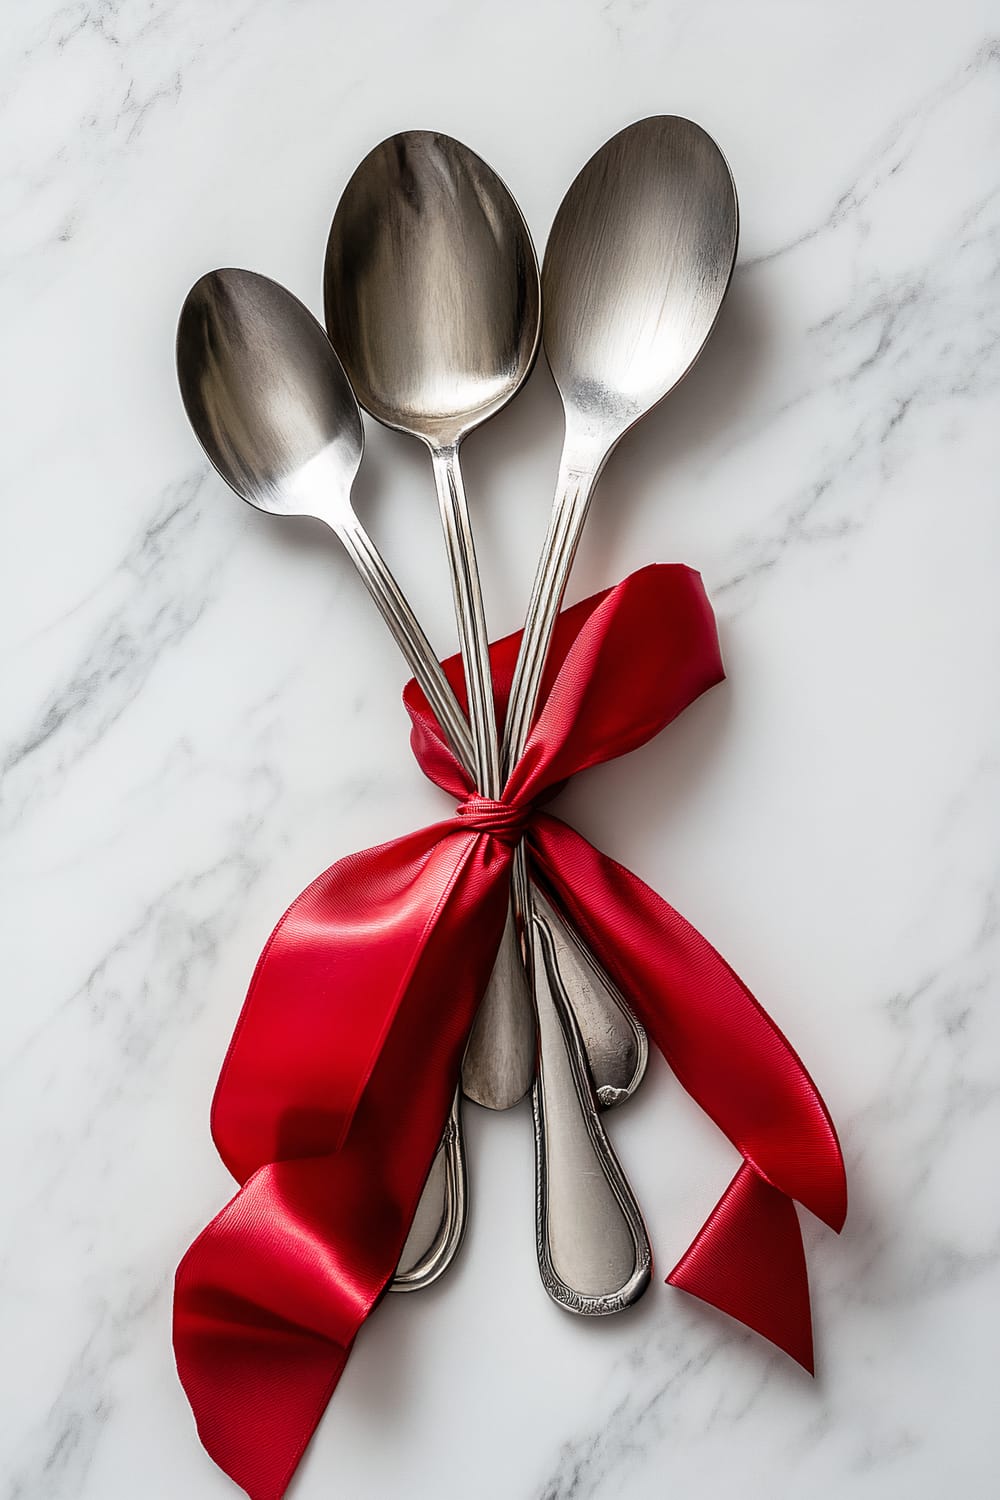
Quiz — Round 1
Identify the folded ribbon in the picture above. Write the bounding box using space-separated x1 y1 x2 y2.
174 564 846 1500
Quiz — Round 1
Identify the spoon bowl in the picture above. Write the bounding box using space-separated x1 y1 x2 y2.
324 130 540 448
543 115 739 456
177 268 362 527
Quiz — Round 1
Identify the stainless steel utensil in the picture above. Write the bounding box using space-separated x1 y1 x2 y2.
511 117 739 1314
505 118 739 762
323 131 646 1114
531 887 646 1108
323 129 535 1113
530 910 649 1311
177 268 479 1290
393 1092 466 1290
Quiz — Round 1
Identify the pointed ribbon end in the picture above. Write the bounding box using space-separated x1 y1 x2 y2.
666 1162 816 1373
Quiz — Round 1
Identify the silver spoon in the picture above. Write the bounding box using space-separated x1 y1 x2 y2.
513 117 739 1314
505 117 739 761
176 267 480 1291
323 129 533 1114
323 130 646 1116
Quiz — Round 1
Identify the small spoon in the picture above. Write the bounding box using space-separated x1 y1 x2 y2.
323 130 646 1116
510 117 739 1315
177 267 478 1291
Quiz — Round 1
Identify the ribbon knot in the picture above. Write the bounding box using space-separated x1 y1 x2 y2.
454 791 530 844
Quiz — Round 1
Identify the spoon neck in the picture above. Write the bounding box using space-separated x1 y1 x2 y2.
337 513 475 772
501 447 602 773
429 442 502 798
429 437 461 466
558 423 609 483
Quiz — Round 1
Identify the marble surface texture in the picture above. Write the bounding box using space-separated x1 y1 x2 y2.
2 1 998 1496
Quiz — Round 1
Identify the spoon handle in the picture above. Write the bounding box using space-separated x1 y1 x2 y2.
502 453 656 1314
530 886 646 1107
502 460 600 771
338 515 474 763
339 507 641 1106
528 887 651 1313
429 445 501 797
393 1087 467 1289
430 444 537 1112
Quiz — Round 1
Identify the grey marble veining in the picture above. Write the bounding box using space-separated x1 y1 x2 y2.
1 2 998 1497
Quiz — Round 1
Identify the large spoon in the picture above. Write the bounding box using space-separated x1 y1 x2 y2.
504 117 739 761
512 117 739 1314
177 267 480 1291
323 131 646 1115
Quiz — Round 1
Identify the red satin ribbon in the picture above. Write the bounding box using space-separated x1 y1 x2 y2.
174 564 846 1500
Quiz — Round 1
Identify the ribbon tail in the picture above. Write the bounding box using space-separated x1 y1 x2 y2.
175 1160 358 1500
667 1161 815 1372
531 815 845 1368
210 822 493 1181
176 827 512 1498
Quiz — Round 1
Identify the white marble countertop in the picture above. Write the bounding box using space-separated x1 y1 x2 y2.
3 2 998 1496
